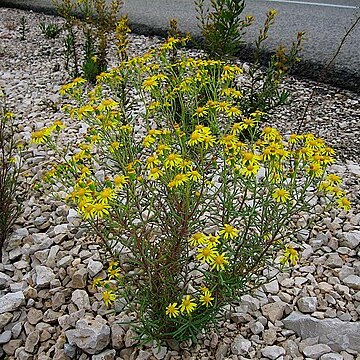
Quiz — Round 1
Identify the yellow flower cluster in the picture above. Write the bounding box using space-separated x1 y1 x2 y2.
189 227 234 271
165 287 215 318
68 174 128 219
92 260 121 307
31 120 65 144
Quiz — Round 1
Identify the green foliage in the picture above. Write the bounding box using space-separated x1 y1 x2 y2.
196 2 305 122
53 0 126 81
239 11 305 116
39 22 62 38
195 0 254 59
19 16 27 41
35 38 349 342
0 89 25 259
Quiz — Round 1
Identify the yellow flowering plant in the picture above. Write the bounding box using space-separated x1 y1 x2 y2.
36 39 350 342
0 89 27 258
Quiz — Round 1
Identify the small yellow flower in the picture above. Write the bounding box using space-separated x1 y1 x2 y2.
114 175 128 189
187 170 201 182
199 290 214 307
288 133 303 143
194 107 208 118
102 290 116 306
180 295 197 314
226 106 241 117
31 128 52 144
326 173 342 185
206 234 220 246
156 143 170 155
219 134 237 148
166 303 180 318
146 155 160 169
240 164 260 178
262 127 280 141
203 134 216 149
143 134 155 147
97 188 115 204
148 167 163 180
92 277 102 288
337 197 350 211
143 77 158 91
169 173 188 188
280 246 299 266
196 245 218 264
188 130 204 146
210 253 229 271
91 202 110 218
241 151 261 165
216 101 230 112
98 98 119 112
272 188 290 203
164 153 182 169
188 232 207 247
306 162 323 178
107 267 121 280
219 224 239 240
240 117 256 129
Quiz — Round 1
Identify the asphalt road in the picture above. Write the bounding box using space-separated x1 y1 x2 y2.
1 0 360 91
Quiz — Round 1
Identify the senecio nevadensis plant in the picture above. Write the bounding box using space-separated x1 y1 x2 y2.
32 37 350 342
0 89 25 259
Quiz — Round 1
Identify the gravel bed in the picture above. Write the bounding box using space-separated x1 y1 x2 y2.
0 7 360 360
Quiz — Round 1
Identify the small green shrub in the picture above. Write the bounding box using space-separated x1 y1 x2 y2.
39 22 62 38
53 0 126 81
196 2 305 122
0 89 25 259
195 0 254 59
19 16 27 41
34 38 350 343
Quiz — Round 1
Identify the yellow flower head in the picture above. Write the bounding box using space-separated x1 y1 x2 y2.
326 173 342 185
164 153 182 169
219 224 239 240
272 188 290 203
102 290 116 306
166 303 180 318
180 295 197 314
226 106 241 117
199 290 214 307
210 253 229 271
240 164 260 178
187 170 201 182
188 130 205 146
148 167 163 180
337 197 350 211
280 246 299 266
206 234 220 246
143 77 158 91
91 202 110 218
146 155 160 169
196 245 218 264
168 173 188 188
194 107 208 118
262 127 280 142
31 128 52 144
92 277 102 288
189 232 207 247
306 162 324 178
97 188 115 204
114 175 128 189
